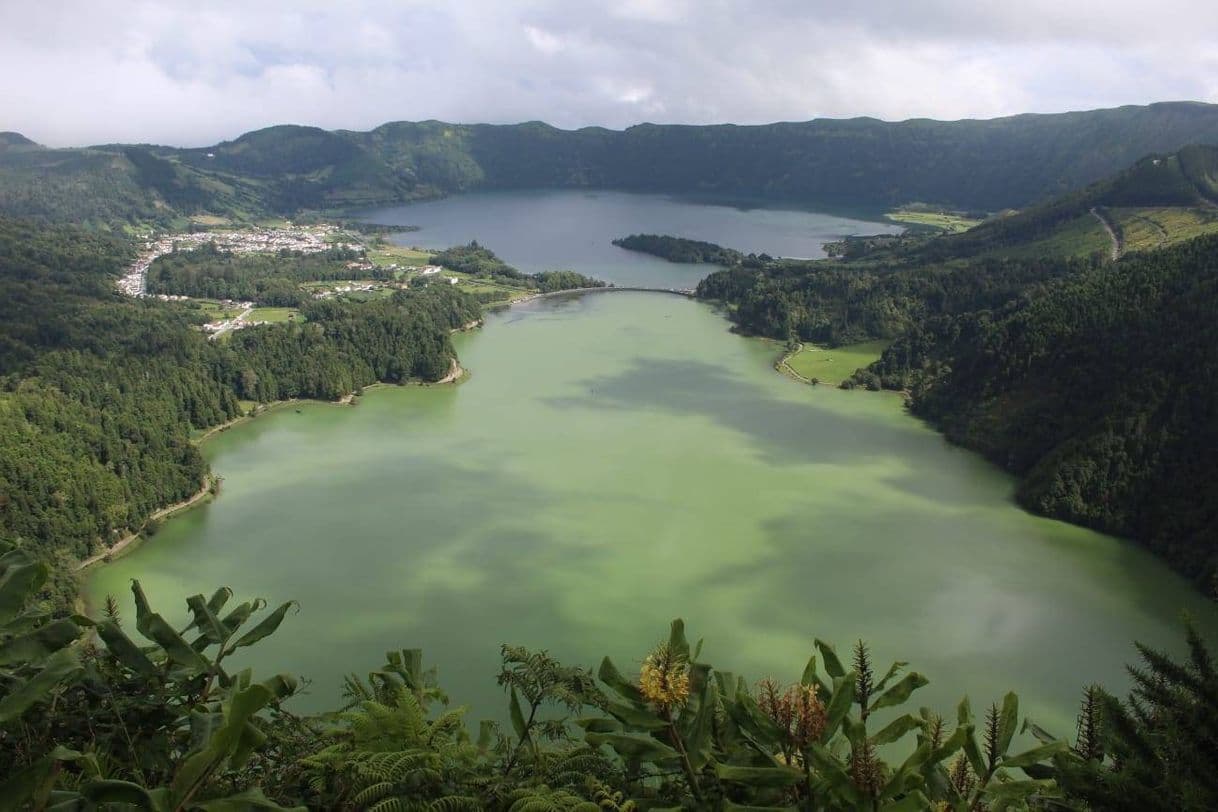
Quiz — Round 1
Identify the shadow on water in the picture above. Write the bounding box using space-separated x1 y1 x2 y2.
548 357 930 468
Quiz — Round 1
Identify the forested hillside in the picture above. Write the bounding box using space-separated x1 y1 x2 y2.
5 102 1218 223
696 150 1218 589
0 218 479 595
870 236 1218 587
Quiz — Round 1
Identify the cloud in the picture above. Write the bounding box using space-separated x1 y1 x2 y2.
1 0 1215 147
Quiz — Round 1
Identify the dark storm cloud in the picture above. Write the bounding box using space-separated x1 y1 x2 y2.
2 0 1215 147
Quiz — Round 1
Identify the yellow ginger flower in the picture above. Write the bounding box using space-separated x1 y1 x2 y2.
639 643 690 709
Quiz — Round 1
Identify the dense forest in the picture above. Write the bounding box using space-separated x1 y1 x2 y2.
697 194 1218 588
5 103 1218 223
0 217 480 594
430 242 606 292
612 234 744 264
3 558 1214 810
147 243 371 305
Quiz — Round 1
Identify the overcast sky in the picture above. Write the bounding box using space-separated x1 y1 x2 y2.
3 0 1217 147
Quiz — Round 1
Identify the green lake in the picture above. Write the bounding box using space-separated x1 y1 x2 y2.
89 191 1218 733
89 290 1218 733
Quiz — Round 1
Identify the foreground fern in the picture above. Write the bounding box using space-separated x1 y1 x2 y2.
1 573 1209 809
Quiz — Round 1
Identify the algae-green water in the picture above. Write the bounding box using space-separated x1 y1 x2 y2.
89 291 1218 732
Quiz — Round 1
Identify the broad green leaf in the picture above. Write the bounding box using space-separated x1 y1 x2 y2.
586 732 680 763
684 679 717 768
870 672 929 713
995 692 1019 758
230 601 298 650
714 762 803 788
80 779 160 808
957 696 974 726
1000 741 1068 768
0 550 47 625
874 660 909 693
0 619 81 666
0 648 82 722
871 713 923 746
879 791 932 811
509 686 528 741
186 593 231 646
603 698 667 731
1021 718 1060 746
196 786 306 811
808 743 861 804
723 803 797 812
983 777 1059 799
94 620 157 676
574 717 622 733
815 639 845 679
668 618 689 660
821 672 856 742
841 714 867 748
598 656 644 703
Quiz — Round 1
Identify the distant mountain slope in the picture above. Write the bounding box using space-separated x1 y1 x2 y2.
353 102 1218 210
3 102 1218 223
0 131 36 148
913 144 1218 260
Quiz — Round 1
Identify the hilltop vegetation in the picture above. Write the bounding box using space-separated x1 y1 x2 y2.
0 217 479 597
5 102 1218 225
697 146 1218 590
430 242 607 293
612 233 744 264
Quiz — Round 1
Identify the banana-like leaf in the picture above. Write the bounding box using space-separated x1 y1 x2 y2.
874 660 909 693
879 791 932 811
728 686 787 745
841 714 867 749
684 678 717 769
0 550 47 625
196 786 306 811
219 600 262 635
668 618 690 660
714 762 803 788
1000 741 1068 769
509 686 528 741
0 647 82 722
0 619 81 666
821 672 856 743
585 732 680 763
186 594 232 647
230 601 298 650
0 745 98 812
80 779 164 810
957 696 973 726
871 713 923 746
1021 718 1059 746
598 656 645 703
171 681 280 803
814 639 845 679
995 692 1019 758
808 743 861 805
869 672 929 713
130 581 211 674
95 620 157 675
574 717 622 733
982 777 1060 799
880 742 932 800
603 698 667 731
929 724 970 764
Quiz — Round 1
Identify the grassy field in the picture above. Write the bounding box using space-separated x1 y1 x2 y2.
249 307 301 324
990 214 1113 260
886 210 983 233
784 340 891 385
194 299 245 321
369 244 434 269
1112 206 1218 253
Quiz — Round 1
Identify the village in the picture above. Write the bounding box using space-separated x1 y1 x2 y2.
112 223 461 338
116 223 361 298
